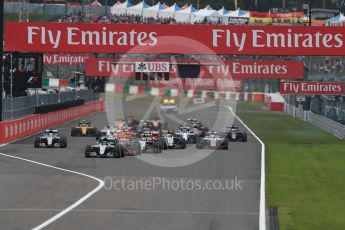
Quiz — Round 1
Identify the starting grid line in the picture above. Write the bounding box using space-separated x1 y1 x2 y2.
0 152 105 230
0 106 266 229
0 208 259 216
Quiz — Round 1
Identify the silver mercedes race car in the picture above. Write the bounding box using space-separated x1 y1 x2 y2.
34 129 67 148
85 136 125 158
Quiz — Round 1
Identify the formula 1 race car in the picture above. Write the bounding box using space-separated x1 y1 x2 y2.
116 129 141 156
71 120 98 137
160 98 178 113
175 126 199 144
96 125 117 140
196 132 228 150
125 115 140 130
226 125 247 142
120 139 142 156
139 131 164 153
186 118 209 134
34 129 67 148
84 138 125 158
137 119 167 133
162 132 186 149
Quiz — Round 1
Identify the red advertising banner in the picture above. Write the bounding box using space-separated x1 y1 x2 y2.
250 11 270 18
4 22 345 56
270 12 304 18
149 78 242 92
44 53 93 65
280 81 345 95
85 58 304 79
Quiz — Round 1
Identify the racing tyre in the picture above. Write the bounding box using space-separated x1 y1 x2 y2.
192 135 198 144
163 142 168 150
135 143 142 155
241 133 247 142
85 145 91 158
34 137 40 148
95 131 102 140
60 136 67 148
158 141 163 153
71 128 78 136
113 145 121 158
152 142 160 154
120 145 125 158
222 142 229 150
89 128 98 137
196 141 204 149
180 142 187 149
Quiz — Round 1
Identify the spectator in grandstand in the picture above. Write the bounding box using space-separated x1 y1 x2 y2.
58 13 177 25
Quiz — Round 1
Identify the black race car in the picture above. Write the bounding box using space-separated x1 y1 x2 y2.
226 125 247 142
34 129 67 148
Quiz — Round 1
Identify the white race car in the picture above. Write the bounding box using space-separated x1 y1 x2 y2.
196 132 228 150
162 133 186 149
175 126 198 144
138 133 164 153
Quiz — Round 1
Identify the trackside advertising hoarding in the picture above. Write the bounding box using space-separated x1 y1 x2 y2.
280 81 345 95
4 22 345 56
149 78 243 92
44 53 93 65
85 58 304 79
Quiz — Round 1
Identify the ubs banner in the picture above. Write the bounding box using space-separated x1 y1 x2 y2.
4 22 345 56
85 58 304 79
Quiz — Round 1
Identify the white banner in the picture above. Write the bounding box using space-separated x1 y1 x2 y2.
135 62 170 73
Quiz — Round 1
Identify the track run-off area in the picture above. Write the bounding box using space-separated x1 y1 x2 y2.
0 96 264 230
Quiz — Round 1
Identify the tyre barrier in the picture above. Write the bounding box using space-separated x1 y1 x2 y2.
0 100 104 144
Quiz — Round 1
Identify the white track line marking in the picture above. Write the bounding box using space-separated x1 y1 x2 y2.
0 208 259 215
0 152 104 230
0 111 102 146
227 106 266 230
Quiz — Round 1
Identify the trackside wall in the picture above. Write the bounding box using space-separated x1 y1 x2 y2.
0 100 104 144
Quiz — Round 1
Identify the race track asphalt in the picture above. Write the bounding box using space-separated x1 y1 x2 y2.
0 95 261 230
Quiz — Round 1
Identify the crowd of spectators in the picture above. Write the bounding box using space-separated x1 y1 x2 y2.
310 58 345 74
58 12 177 24
333 0 345 7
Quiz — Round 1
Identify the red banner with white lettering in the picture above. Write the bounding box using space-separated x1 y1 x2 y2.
4 22 345 56
149 78 242 92
85 58 304 79
44 53 93 65
280 81 345 95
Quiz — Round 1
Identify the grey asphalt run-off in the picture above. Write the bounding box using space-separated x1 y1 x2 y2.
0 96 261 230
